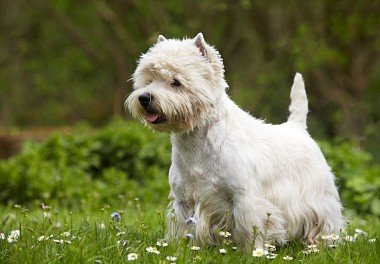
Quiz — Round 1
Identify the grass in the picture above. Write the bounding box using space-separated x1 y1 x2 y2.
0 200 379 264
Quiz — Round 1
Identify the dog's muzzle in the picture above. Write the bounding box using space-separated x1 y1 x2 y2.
137 92 167 124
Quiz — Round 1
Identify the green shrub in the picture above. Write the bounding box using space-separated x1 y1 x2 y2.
0 121 378 217
0 120 171 208
320 140 380 217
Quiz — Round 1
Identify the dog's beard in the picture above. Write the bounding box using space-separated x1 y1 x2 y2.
125 87 214 133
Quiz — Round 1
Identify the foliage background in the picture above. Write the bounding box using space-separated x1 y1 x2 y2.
0 1 379 217
1 0 379 158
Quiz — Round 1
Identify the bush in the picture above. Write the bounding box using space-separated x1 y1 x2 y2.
0 120 171 208
320 140 380 217
0 121 378 217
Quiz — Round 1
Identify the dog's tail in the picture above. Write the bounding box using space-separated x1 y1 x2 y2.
288 73 308 129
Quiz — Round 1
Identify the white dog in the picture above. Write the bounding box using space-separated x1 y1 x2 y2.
126 33 344 250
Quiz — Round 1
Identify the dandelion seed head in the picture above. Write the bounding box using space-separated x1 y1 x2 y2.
368 238 376 243
0 233 5 240
219 248 227 254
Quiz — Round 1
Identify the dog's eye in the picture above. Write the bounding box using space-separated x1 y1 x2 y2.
171 79 181 87
146 80 152 85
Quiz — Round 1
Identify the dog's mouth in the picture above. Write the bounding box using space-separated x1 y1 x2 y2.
144 111 167 124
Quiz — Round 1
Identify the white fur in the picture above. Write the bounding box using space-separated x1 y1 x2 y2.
126 34 344 250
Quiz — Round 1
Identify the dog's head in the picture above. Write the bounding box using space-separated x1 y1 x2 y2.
125 33 228 133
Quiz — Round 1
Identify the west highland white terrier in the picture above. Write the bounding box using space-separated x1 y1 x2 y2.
126 33 344 250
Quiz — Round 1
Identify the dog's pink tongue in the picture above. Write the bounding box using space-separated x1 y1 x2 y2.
145 113 159 123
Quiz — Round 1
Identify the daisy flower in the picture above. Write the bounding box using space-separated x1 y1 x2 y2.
191 246 200 251
7 230 20 243
127 253 138 261
266 253 277 259
166 256 177 262
219 248 227 255
252 248 267 257
146 246 160 254
219 231 231 238
156 240 168 247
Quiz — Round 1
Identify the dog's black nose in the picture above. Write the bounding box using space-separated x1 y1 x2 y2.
138 92 152 108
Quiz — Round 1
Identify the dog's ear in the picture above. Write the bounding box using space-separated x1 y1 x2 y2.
157 35 167 43
194 33 207 57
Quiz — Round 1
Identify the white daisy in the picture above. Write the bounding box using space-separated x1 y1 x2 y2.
283 255 293 260
252 248 267 257
7 230 20 243
156 240 168 247
219 231 231 238
166 256 177 262
344 235 355 242
266 253 277 259
191 246 200 251
146 246 160 254
127 253 138 261
61 231 71 237
219 248 227 254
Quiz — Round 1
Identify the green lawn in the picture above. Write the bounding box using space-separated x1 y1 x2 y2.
1 201 379 263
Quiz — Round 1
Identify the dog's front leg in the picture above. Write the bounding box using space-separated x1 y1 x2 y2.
166 198 191 240
232 195 287 250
